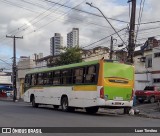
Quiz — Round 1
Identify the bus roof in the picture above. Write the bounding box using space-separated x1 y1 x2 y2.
27 60 99 74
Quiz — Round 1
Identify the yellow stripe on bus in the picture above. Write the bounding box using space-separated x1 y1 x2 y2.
32 87 44 89
73 85 97 91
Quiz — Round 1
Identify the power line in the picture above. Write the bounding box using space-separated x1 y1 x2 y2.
0 58 12 66
42 0 129 24
1 0 40 13
22 0 86 37
82 27 127 49
0 0 64 41
1 0 112 43
135 0 145 44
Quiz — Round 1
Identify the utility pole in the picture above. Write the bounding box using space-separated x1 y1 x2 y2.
127 0 136 64
6 35 23 102
86 2 127 47
109 36 113 60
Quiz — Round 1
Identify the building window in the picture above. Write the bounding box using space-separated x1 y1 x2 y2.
153 78 160 83
145 55 152 68
154 52 160 58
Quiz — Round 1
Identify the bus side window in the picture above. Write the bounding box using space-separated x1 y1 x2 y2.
47 72 53 85
73 68 84 84
85 65 96 83
31 74 37 86
53 71 61 85
28 75 32 86
43 73 48 85
25 75 30 87
61 69 72 85
37 73 43 85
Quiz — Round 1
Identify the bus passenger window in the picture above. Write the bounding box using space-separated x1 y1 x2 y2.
37 73 43 85
43 73 48 85
53 71 61 85
85 66 96 83
31 74 37 86
61 70 72 85
25 75 31 87
74 68 84 84
47 72 53 85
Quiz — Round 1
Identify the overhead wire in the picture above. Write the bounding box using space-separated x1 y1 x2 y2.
42 0 129 24
0 0 64 41
0 0 115 43
82 27 127 49
135 0 145 44
21 0 87 37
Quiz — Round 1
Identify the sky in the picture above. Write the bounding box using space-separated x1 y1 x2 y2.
0 0 160 70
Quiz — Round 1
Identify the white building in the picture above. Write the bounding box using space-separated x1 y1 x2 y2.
0 72 12 85
50 33 63 56
134 37 160 90
17 56 36 98
67 28 79 48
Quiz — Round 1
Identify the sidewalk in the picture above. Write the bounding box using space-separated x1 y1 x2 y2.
133 103 160 119
99 103 160 119
0 97 24 102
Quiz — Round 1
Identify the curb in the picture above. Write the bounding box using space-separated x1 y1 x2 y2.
0 98 24 102
135 112 160 119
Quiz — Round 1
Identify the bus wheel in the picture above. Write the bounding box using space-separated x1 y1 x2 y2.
124 107 131 114
68 107 75 112
53 105 59 109
32 96 38 108
85 107 99 114
61 97 69 112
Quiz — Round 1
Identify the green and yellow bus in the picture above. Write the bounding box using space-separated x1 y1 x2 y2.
23 59 134 114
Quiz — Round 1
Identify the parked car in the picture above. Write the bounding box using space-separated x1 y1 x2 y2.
6 91 13 97
0 90 7 97
135 86 160 103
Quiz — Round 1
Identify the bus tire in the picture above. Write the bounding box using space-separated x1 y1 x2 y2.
31 96 39 108
61 97 69 112
124 107 131 114
53 105 59 109
68 107 75 112
85 107 99 114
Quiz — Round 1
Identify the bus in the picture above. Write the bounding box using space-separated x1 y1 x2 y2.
23 59 134 114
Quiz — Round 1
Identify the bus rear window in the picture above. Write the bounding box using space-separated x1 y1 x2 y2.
108 79 128 84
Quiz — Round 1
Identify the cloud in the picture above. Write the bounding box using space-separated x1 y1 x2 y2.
0 0 160 68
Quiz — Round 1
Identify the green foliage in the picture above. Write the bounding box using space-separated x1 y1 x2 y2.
55 47 82 66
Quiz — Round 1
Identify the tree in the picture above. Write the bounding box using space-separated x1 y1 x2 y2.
55 47 82 66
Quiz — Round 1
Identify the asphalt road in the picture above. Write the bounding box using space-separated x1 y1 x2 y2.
0 101 160 136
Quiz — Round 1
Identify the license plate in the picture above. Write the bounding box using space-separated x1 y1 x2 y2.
115 102 121 105
114 97 123 101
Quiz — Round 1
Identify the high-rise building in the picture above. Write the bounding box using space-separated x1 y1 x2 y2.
50 33 63 56
67 28 79 48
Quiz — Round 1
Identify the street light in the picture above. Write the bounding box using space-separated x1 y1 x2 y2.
86 2 126 47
